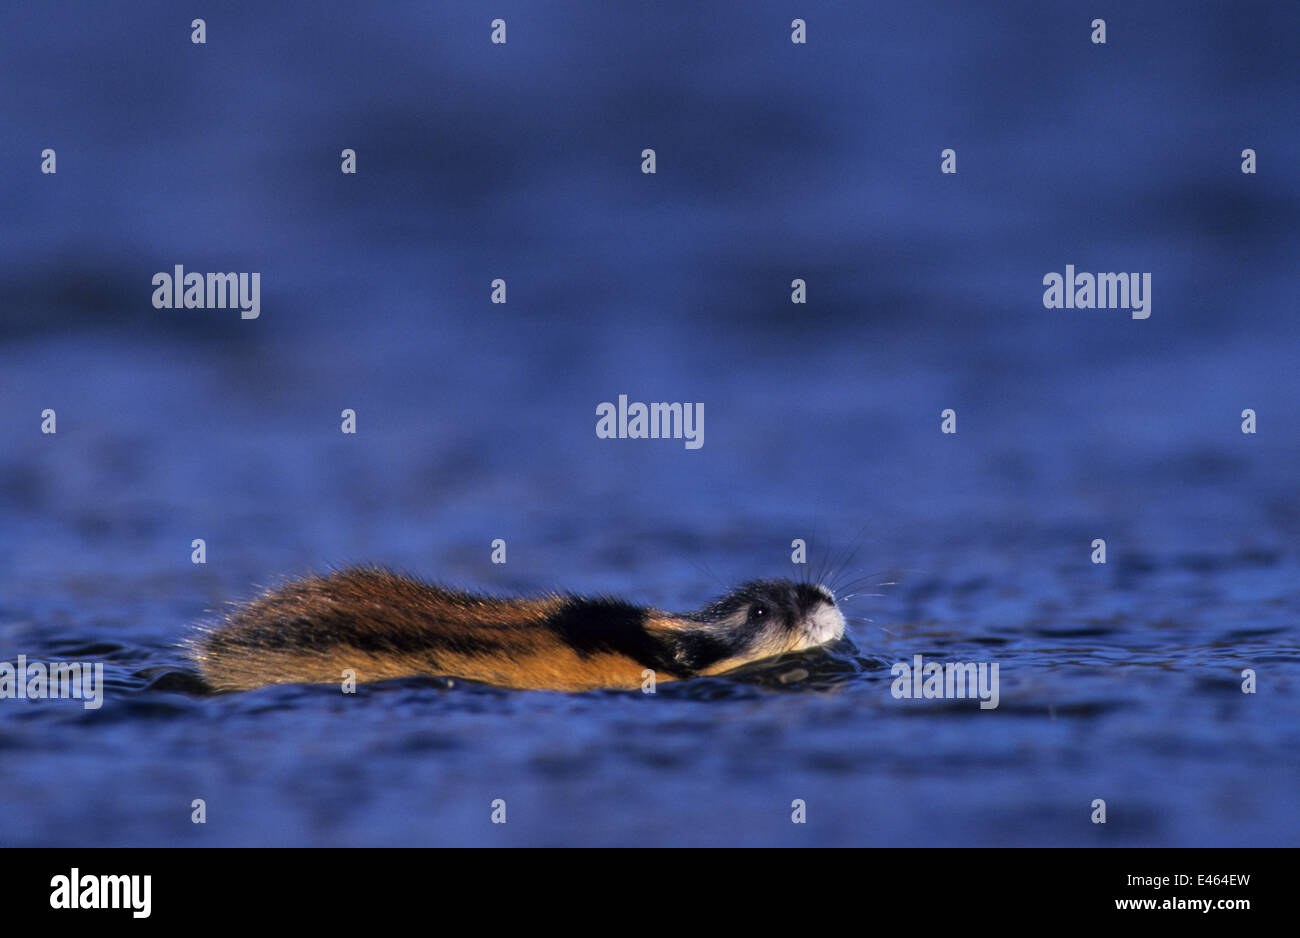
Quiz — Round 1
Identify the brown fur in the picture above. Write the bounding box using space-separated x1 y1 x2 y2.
192 567 695 692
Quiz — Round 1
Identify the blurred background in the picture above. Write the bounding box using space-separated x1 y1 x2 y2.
0 1 1297 846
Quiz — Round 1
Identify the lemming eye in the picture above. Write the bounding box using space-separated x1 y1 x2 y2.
749 605 768 623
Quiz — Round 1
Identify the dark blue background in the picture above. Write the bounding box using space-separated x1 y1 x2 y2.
1 1 1297 846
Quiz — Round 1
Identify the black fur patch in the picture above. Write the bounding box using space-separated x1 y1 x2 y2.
670 630 736 671
546 598 688 676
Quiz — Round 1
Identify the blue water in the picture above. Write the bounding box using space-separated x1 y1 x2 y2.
1 1 1297 846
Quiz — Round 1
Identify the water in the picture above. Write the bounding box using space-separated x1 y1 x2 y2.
1 0 1298 846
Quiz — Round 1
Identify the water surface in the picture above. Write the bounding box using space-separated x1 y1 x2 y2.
1 0 1297 846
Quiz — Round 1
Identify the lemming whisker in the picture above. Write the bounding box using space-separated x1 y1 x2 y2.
826 520 873 590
